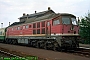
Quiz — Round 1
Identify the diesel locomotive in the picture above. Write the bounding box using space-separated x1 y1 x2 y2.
0 7 80 50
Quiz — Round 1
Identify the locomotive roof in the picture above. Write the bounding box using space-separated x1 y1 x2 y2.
8 21 24 27
8 10 76 27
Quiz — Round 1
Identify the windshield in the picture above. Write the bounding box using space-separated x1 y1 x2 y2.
71 18 77 25
62 17 70 24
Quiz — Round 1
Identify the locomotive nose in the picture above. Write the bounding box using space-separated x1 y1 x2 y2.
61 37 78 49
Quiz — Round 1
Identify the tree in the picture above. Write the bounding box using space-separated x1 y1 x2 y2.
79 12 90 44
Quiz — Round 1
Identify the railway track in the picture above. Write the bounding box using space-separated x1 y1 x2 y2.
65 48 90 58
0 49 22 60
0 50 20 57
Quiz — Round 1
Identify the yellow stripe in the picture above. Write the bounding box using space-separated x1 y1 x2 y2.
8 34 46 37
51 33 79 36
7 34 79 37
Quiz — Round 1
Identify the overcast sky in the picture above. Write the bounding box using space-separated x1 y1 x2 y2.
0 0 90 27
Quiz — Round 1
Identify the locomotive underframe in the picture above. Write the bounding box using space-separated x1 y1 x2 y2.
5 35 79 50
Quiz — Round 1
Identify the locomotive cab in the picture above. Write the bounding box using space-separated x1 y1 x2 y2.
61 14 78 34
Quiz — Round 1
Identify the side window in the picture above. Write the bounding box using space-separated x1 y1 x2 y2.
23 26 25 29
42 28 45 34
17 26 20 30
37 29 40 34
15 27 17 31
37 22 40 28
47 21 50 26
42 21 45 27
33 30 36 34
3 32 4 35
26 25 29 29
0 31 2 35
12 28 13 31
29 25 32 28
53 20 60 25
33 23 36 28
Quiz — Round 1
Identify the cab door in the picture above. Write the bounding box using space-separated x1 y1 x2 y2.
46 21 51 37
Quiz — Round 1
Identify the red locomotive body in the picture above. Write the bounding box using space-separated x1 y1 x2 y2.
6 7 79 50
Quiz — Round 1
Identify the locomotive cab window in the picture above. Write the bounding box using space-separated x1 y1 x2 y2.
62 17 70 24
71 18 77 25
53 20 60 25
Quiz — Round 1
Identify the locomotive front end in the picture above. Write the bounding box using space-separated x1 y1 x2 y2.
59 14 80 49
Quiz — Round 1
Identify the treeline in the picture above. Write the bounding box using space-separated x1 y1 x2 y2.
79 12 90 44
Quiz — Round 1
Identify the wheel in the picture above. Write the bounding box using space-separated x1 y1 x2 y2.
44 44 48 50
53 46 57 51
12 40 16 45
53 42 58 51
36 43 40 48
44 46 47 50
